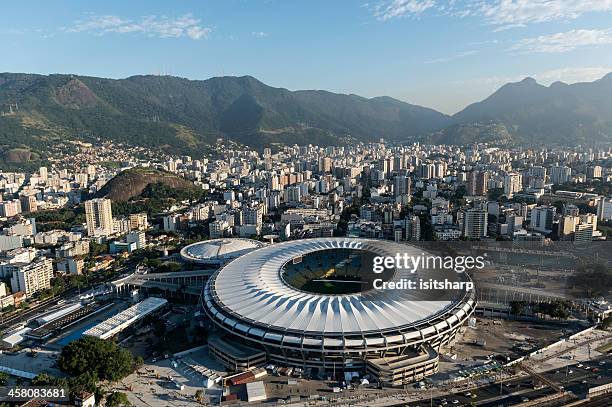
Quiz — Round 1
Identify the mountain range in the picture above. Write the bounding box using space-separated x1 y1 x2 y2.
0 72 611 166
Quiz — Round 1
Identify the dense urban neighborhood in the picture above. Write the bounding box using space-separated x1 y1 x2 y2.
0 137 610 406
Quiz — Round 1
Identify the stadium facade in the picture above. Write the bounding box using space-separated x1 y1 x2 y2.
202 238 476 385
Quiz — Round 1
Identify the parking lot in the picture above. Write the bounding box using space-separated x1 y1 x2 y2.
108 346 226 406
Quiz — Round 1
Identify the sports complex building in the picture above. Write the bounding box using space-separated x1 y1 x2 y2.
180 238 266 266
202 237 476 385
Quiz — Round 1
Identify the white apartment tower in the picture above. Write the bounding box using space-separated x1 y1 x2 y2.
9 258 53 297
85 198 114 236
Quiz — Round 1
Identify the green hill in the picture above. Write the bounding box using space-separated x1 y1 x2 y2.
1 72 611 164
95 167 199 202
451 75 612 146
0 73 451 164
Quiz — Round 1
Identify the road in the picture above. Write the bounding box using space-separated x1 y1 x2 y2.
397 357 610 407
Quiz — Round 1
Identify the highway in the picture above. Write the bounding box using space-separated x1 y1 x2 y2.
391 357 611 407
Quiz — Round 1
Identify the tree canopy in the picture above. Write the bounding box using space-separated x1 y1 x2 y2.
57 336 134 381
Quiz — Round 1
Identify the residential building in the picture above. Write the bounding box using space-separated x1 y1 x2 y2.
463 209 487 239
85 198 114 236
9 258 53 297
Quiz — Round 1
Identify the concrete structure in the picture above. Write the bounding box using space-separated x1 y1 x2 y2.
9 258 53 297
180 238 265 265
1 326 32 348
503 172 522 196
203 238 475 385
57 257 84 275
129 212 148 231
208 335 266 372
246 381 267 402
550 166 571 184
531 205 556 234
126 231 146 250
467 171 488 196
110 241 137 254
463 209 487 239
597 197 612 221
85 198 113 236
84 297 167 340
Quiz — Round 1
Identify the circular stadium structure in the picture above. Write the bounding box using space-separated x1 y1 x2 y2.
180 238 265 265
202 238 476 385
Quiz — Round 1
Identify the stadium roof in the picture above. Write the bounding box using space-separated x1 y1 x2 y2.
180 238 265 263
84 297 167 340
207 238 470 335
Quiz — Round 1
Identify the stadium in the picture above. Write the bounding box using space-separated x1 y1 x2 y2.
180 238 266 265
202 238 476 385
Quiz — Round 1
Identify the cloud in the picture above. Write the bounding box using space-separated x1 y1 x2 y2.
511 28 612 53
477 0 612 28
535 67 612 83
370 0 612 28
373 0 436 21
63 13 211 40
251 31 269 38
425 50 478 64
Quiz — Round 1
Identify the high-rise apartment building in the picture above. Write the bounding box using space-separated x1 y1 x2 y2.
318 157 332 173
587 165 602 179
129 213 148 231
467 171 489 196
530 205 556 234
597 197 612 221
405 215 421 241
0 200 22 218
503 173 522 196
9 258 53 297
550 166 572 184
463 209 488 239
126 231 146 250
394 175 411 197
85 198 114 236
19 194 37 213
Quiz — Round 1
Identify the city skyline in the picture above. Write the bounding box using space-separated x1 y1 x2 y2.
0 2 611 405
1 0 612 113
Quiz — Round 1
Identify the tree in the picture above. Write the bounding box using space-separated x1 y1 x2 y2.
0 372 7 385
568 263 612 299
487 188 504 201
510 301 527 316
135 356 144 368
106 392 131 407
195 389 205 404
68 370 98 395
58 336 134 382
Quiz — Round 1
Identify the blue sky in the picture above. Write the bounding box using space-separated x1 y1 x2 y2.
2 0 612 114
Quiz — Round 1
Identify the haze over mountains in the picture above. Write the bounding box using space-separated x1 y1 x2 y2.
0 72 611 165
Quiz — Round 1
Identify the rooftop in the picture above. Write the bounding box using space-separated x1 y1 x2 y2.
84 297 167 340
180 238 265 263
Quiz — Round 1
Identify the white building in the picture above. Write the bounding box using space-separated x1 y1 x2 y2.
530 205 556 234
85 198 114 236
549 166 572 184
503 173 522 196
597 197 612 221
9 258 53 297
126 231 146 250
57 258 84 275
